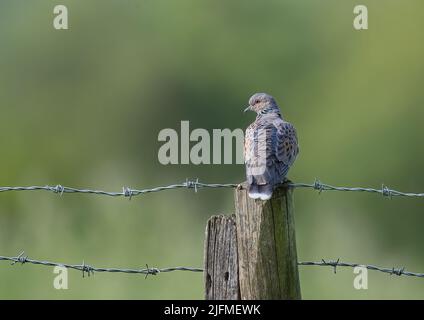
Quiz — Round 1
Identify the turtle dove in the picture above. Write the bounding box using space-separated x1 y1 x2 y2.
244 93 299 200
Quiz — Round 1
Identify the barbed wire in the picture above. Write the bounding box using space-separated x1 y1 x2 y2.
0 179 237 199
1 178 423 199
291 179 424 198
1 252 423 279
0 251 203 278
298 259 424 278
2 180 424 282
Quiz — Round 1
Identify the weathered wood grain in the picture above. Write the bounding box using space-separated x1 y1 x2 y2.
204 215 240 300
234 183 301 299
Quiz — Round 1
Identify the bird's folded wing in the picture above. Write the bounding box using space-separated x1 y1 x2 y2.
274 120 299 167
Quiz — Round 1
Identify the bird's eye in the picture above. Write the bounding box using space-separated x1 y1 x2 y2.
255 99 260 104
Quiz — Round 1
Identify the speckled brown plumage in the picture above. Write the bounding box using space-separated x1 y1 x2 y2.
244 93 299 200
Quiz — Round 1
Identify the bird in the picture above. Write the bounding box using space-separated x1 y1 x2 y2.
243 93 299 200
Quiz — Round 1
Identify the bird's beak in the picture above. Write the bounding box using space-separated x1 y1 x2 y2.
244 106 251 113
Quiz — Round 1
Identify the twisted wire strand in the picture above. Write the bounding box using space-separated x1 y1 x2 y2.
290 179 424 198
0 180 238 198
1 252 423 279
0 252 203 278
1 179 423 198
298 259 424 278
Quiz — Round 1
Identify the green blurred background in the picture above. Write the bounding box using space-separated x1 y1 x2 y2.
1 0 424 299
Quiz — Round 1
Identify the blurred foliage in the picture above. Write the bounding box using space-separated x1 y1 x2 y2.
1 0 424 299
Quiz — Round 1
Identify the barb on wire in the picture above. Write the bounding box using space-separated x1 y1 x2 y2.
1 179 424 199
298 259 424 278
0 251 203 278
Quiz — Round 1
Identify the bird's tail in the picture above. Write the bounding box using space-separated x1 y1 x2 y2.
248 184 273 201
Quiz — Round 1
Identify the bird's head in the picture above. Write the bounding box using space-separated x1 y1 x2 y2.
244 93 280 115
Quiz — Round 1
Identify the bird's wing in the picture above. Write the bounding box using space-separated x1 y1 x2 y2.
245 117 299 188
245 120 281 185
273 120 299 178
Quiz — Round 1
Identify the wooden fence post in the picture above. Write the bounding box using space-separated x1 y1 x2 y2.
204 215 240 299
235 183 301 299
204 183 301 300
